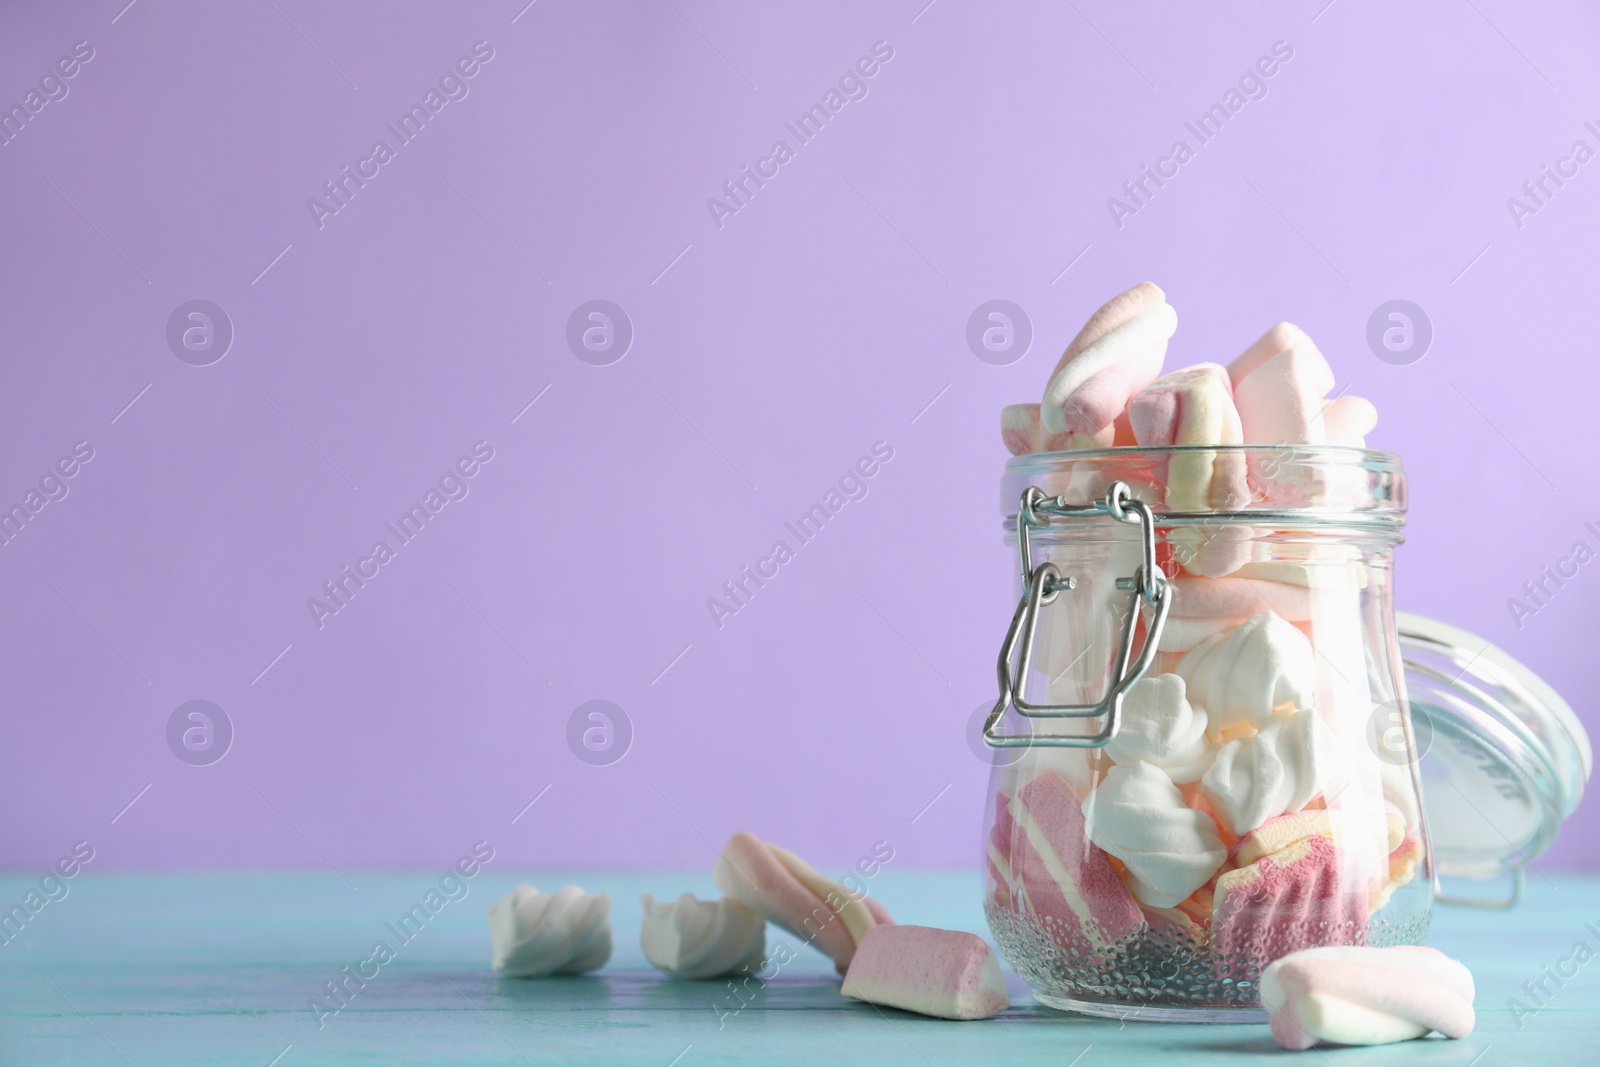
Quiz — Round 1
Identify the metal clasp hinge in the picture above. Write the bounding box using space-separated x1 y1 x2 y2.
985 481 1172 749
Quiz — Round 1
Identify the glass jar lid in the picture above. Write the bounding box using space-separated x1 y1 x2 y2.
1398 612 1591 903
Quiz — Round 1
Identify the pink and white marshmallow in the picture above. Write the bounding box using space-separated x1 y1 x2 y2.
1006 771 1144 950
1128 362 1250 511
1041 282 1175 443
1261 945 1476 1050
842 925 1010 1020
713 832 892 973
1000 402 1080 456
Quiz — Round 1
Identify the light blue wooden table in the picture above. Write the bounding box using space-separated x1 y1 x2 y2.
2 868 1595 1065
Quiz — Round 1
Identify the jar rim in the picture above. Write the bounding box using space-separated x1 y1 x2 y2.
1001 444 1406 532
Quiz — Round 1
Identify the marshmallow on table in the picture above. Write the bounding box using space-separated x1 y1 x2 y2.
1104 675 1213 784
1086 761 1226 909
1175 612 1318 734
1262 945 1475 1050
489 885 613 977
640 893 765 980
713 832 891 973
1198 708 1332 836
842 925 1010 1021
1041 282 1175 442
1005 771 1143 950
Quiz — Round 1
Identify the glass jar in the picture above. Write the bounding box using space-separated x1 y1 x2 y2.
980 444 1587 1022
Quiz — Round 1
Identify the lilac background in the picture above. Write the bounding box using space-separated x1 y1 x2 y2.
1 0 1595 873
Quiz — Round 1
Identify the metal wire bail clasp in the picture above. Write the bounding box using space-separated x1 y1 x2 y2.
985 481 1172 749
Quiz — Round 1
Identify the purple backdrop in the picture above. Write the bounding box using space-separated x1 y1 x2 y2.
2 0 1595 874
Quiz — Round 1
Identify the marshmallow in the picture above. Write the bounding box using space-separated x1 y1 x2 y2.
1212 820 1367 970
1235 346 1334 448
1233 541 1366 589
1007 772 1144 949
1155 616 1231 653
1170 576 1314 622
1104 675 1212 784
713 832 891 973
987 791 1019 909
1128 363 1251 512
1198 708 1332 836
1261 945 1475 1050
842 925 1010 1020
640 893 765 980
1001 403 1098 456
1172 524 1255 579
1371 831 1423 912
488 885 613 977
1087 761 1226 909
1175 613 1318 733
1318 396 1378 448
1042 282 1175 438
1228 323 1333 397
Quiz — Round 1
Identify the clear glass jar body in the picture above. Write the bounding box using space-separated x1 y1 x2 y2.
983 446 1430 1021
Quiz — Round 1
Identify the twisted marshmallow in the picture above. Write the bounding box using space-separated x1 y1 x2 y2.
1175 612 1317 733
640 892 765 980
488 885 612 977
1041 282 1175 441
1086 761 1226 908
1104 675 1213 784
1198 707 1332 836
1262 945 1475 1050
713 831 892 973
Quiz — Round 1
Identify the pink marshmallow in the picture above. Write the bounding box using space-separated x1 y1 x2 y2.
1234 347 1333 446
1041 282 1175 436
1170 576 1314 622
1318 395 1377 447
713 832 892 973
1262 945 1476 1050
1006 772 1143 953
842 925 1010 1020
1229 323 1334 396
1001 403 1109 456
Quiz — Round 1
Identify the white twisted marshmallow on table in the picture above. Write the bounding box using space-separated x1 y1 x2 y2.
1262 945 1475 1050
640 892 765 980
1175 612 1317 733
1104 675 1212 784
1198 707 1333 837
1086 761 1226 908
488 885 612 977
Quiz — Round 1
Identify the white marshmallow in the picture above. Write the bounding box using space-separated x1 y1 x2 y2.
488 885 613 977
1198 708 1333 836
1155 616 1231 653
1086 761 1226 908
1105 675 1213 784
640 893 765 980
1175 612 1317 733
